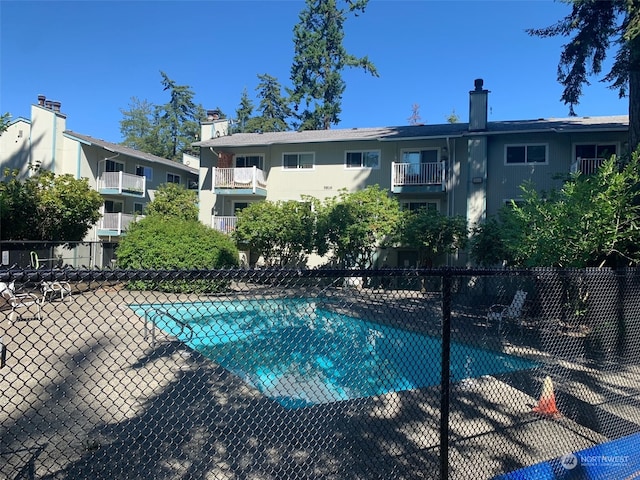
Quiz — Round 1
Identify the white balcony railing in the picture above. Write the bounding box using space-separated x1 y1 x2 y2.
570 157 606 176
99 213 141 235
213 167 267 193
97 172 146 195
391 161 446 189
212 215 237 234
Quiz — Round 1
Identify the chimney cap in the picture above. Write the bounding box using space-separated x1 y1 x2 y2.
206 109 221 121
474 78 484 91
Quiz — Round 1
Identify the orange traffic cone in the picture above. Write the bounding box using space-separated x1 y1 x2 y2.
532 376 561 419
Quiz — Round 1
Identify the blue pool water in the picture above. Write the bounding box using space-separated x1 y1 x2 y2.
130 299 537 409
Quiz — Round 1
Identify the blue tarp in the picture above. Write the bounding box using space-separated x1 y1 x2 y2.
493 432 640 480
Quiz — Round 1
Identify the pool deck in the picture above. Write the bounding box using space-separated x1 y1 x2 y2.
1 287 640 479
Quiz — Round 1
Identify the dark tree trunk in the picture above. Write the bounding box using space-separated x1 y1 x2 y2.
629 68 640 155
628 34 640 155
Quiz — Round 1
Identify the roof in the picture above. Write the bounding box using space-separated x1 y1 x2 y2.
64 131 199 174
193 115 629 148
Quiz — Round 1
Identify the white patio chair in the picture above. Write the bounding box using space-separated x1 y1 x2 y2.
0 281 43 322
41 281 72 302
487 289 528 331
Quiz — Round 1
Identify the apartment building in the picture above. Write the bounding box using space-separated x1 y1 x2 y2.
0 96 198 267
194 79 629 267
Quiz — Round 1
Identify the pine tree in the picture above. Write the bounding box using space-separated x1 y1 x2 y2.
157 71 202 161
245 73 291 133
528 1 640 151
235 88 254 133
289 0 378 130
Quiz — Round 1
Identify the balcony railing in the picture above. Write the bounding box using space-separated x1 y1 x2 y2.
570 157 606 176
98 213 141 235
391 161 446 189
213 167 267 193
212 215 237 234
97 172 146 196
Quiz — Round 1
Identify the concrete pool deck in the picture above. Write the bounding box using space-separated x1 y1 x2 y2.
1 286 640 479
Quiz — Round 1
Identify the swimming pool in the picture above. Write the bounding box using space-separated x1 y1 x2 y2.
130 299 537 409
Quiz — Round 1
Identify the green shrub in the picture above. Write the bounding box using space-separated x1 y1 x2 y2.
116 216 239 293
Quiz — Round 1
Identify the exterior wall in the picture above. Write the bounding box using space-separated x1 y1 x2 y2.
30 104 67 173
264 141 392 203
0 119 31 178
485 130 627 217
198 147 217 225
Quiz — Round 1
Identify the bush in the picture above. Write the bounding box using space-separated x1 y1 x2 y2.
116 216 239 293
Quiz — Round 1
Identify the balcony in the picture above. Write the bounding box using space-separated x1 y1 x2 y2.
97 213 142 236
570 157 606 176
213 167 267 197
97 172 146 197
391 161 446 194
212 215 237 234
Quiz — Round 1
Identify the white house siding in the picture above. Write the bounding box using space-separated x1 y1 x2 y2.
0 119 31 178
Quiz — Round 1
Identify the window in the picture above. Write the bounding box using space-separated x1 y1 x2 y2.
136 165 153 181
105 160 124 172
402 149 439 164
505 144 547 164
235 155 264 169
283 152 314 170
167 173 181 184
401 201 438 212
233 202 250 213
575 144 616 160
104 200 123 213
345 150 380 169
133 202 144 214
401 149 439 175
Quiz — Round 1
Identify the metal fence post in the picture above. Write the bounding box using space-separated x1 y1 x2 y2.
439 268 452 480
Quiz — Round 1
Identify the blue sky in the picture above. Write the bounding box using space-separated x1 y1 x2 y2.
0 0 629 144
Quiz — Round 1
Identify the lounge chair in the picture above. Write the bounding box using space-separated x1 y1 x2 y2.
41 281 72 302
0 281 43 322
487 289 528 331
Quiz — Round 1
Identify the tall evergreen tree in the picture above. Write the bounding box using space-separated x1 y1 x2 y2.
528 1 640 151
235 88 254 133
157 71 202 160
120 72 204 161
119 97 157 152
289 0 378 130
245 74 291 133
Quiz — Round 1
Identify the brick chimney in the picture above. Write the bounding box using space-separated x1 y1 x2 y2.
469 78 489 131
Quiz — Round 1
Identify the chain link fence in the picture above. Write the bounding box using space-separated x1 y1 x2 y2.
1 267 639 479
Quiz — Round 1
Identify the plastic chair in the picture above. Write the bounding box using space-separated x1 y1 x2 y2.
0 281 43 322
487 289 528 331
41 281 72 302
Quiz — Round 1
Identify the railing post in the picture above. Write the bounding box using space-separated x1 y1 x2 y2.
440 268 452 480
252 166 257 193
118 171 123 194
391 162 396 187
441 160 446 191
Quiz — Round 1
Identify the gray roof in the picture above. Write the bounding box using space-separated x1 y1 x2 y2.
193 115 629 148
64 130 198 174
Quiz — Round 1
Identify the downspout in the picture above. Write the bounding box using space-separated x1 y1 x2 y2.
76 142 82 179
51 113 57 173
